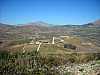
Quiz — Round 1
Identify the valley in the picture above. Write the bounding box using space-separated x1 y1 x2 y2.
0 20 100 75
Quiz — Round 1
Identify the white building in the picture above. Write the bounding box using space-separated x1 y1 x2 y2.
81 42 92 46
36 41 40 45
60 36 69 38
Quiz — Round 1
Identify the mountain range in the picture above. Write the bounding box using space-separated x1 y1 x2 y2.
0 19 100 50
0 19 100 29
0 19 100 40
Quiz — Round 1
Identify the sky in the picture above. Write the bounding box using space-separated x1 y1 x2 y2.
0 0 100 25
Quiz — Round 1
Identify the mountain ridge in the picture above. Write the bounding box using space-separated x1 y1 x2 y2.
0 19 100 27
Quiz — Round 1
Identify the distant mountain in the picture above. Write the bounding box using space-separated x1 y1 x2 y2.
0 23 16 32
19 21 51 27
72 19 100 47
0 20 100 48
0 19 100 40
0 22 50 40
18 21 51 32
58 19 100 27
0 21 50 32
0 23 15 28
93 19 100 25
84 19 100 27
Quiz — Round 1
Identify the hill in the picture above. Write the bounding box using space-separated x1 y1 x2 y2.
93 19 100 25
0 20 100 50
0 20 100 75
83 19 100 27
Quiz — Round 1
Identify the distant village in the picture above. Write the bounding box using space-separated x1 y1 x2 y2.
26 34 93 52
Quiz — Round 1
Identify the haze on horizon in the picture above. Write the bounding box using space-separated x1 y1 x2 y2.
0 0 100 25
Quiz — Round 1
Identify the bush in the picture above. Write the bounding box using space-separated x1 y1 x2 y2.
0 50 100 75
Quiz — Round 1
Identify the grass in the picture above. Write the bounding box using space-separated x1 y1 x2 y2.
63 36 81 45
39 44 71 56
96 60 100 64
0 49 99 75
